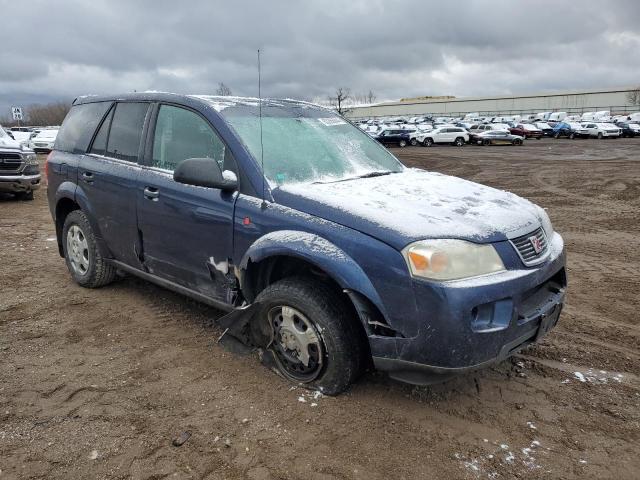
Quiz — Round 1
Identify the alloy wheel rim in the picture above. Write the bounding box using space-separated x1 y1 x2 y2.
67 225 90 276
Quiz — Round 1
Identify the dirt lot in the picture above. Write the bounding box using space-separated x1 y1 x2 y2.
1 138 639 479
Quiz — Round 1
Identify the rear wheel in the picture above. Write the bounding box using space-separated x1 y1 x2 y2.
513 139 523 145
554 132 560 139
409 138 418 146
482 139 491 146
423 138 434 147
398 139 407 148
454 137 465 147
255 277 365 395
597 132 603 139
62 210 117 288
569 133 575 139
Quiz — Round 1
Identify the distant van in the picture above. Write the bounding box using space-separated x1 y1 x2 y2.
548 112 567 122
534 112 552 121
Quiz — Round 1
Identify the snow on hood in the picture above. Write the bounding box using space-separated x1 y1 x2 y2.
274 169 543 250
0 135 21 149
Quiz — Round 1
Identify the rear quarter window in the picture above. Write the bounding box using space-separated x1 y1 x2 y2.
55 101 112 153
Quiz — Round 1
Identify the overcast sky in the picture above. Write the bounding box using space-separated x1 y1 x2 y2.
2 0 640 116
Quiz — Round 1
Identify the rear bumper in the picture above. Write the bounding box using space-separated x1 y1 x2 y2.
0 174 42 193
371 233 567 385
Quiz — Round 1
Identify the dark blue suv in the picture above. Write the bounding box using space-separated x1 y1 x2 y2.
47 93 566 394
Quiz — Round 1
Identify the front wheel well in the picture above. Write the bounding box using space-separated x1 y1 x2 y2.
241 255 396 358
55 197 81 256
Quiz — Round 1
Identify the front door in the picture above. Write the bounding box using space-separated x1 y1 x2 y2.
136 104 238 301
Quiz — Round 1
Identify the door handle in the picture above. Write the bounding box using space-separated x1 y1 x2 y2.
82 171 94 183
143 186 159 200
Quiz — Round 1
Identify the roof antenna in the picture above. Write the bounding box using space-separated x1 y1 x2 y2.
258 48 267 210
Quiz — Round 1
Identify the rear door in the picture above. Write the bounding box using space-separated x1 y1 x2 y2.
80 101 151 267
136 103 238 301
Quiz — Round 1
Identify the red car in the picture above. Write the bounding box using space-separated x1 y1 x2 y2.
509 124 543 139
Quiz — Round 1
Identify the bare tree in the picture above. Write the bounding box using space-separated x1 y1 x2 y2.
366 90 376 104
26 102 71 126
627 86 640 106
1 102 70 126
216 82 233 96
328 87 351 115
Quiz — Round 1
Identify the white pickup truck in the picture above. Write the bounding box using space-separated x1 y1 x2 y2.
581 123 622 139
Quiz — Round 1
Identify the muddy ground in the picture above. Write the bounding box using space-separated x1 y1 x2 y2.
1 138 639 479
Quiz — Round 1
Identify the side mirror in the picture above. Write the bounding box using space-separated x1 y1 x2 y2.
173 158 238 191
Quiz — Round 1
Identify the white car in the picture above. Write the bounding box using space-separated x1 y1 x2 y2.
9 127 33 145
581 122 621 138
417 127 469 147
29 129 59 152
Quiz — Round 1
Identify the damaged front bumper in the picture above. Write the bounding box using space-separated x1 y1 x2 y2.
369 236 567 386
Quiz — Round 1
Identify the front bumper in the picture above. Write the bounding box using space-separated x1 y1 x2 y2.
371 233 567 385
0 174 42 193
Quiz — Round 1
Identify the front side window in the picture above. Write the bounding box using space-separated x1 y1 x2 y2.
218 101 403 185
152 105 227 172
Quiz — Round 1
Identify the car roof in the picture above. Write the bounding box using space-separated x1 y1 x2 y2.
72 92 324 112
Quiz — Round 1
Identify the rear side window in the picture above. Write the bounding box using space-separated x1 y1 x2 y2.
90 107 114 156
55 102 112 153
151 105 229 172
105 103 149 162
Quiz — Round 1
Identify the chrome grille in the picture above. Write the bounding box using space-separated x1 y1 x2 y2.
0 153 23 173
510 227 549 266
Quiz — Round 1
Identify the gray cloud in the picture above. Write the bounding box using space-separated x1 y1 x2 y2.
1 0 639 117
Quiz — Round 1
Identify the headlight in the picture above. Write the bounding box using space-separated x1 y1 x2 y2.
402 239 505 281
25 153 37 164
537 207 554 238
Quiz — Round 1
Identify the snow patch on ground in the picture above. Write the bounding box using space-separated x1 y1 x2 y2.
457 436 546 477
570 368 624 384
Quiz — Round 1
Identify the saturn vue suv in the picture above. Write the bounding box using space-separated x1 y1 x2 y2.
46 93 567 394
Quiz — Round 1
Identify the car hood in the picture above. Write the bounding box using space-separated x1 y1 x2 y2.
0 136 21 149
273 168 543 250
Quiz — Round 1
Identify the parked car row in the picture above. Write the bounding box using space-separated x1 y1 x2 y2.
359 113 639 148
1 126 60 152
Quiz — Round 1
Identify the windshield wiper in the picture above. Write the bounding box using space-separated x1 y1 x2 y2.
312 171 398 184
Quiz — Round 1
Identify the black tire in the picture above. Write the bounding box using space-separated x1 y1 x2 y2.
554 132 560 139
482 139 491 146
409 138 418 146
597 132 603 139
454 137 465 147
423 138 434 147
255 276 365 395
16 190 34 201
398 139 407 148
569 133 575 139
513 139 523 145
536 137 541 140
62 210 117 288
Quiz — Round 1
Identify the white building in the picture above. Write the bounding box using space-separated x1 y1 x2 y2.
344 86 639 119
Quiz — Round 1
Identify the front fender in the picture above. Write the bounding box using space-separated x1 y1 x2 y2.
240 230 386 318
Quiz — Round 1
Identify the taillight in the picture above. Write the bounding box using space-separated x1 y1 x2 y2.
45 152 52 179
